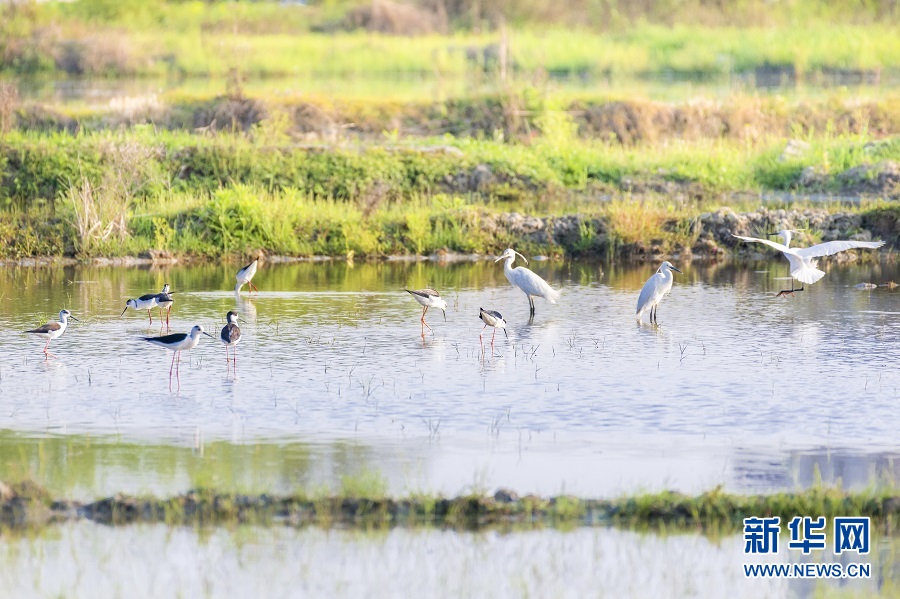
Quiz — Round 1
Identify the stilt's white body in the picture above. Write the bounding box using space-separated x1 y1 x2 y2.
125 295 158 311
220 311 242 375
636 261 681 323
405 289 447 333
156 284 174 311
122 294 160 324
478 308 507 330
144 325 214 385
733 230 885 286
25 309 78 358
145 328 206 353
235 259 259 293
407 289 447 311
27 310 72 341
220 312 242 348
478 307 508 352
495 248 560 316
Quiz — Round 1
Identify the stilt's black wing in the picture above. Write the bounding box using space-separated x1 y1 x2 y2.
406 288 440 299
143 332 188 344
26 322 61 334
221 323 241 345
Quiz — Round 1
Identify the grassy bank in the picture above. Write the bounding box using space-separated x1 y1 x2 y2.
2 128 899 207
2 479 899 531
11 90 900 145
2 0 898 79
1 188 896 261
0 126 897 260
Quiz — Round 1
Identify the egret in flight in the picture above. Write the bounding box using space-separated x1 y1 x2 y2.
405 288 447 334
494 248 560 317
732 230 886 297
636 261 682 324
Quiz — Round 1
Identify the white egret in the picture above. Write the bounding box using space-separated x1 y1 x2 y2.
732 230 886 297
26 309 78 359
494 248 560 317
636 261 682 324
478 307 508 352
235 257 260 294
405 288 447 334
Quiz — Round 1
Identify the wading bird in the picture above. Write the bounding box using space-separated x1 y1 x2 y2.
155 283 174 327
494 248 560 317
144 325 214 386
405 288 447 334
220 311 242 374
121 293 159 325
235 257 260 294
636 261 682 324
732 230 886 297
26 309 78 359
478 308 507 353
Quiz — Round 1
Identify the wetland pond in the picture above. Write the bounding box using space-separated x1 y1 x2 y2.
0 258 896 500
1 257 898 598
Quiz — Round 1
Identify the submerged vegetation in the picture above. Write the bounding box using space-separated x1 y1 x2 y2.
2 478 899 531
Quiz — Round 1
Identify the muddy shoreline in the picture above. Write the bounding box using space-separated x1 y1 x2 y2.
1 481 898 530
0 206 896 266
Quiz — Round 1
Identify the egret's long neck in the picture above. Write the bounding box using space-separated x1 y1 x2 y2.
503 256 516 283
782 231 792 247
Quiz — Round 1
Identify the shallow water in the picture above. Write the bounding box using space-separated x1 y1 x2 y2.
1 523 895 598
12 72 900 106
0 259 897 498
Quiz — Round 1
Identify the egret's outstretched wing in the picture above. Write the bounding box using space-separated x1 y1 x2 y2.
731 234 790 253
795 240 885 258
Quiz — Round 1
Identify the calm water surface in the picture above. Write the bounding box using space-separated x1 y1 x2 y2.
0 259 896 498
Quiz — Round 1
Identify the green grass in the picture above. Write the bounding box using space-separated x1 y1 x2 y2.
2 127 898 204
0 126 897 259
2 0 899 79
